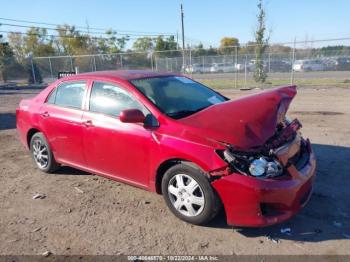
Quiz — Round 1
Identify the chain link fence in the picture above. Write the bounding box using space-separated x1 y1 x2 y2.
2 38 350 88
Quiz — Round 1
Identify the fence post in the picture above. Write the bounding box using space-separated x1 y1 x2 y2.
155 55 158 71
244 54 248 88
235 46 238 89
290 37 296 85
202 56 204 72
150 52 154 71
30 57 36 84
120 54 123 69
93 55 97 71
48 57 54 81
189 46 192 77
70 56 74 71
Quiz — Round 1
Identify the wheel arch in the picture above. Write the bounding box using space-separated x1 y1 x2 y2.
155 158 207 194
26 128 41 148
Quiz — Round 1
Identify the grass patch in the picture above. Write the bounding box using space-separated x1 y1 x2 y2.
197 78 350 89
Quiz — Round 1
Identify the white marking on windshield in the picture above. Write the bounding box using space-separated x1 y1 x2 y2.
208 96 222 104
174 76 194 84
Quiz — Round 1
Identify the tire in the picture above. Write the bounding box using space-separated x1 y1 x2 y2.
30 132 60 173
161 163 221 225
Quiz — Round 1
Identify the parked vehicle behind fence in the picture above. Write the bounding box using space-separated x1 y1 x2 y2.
185 63 212 74
335 57 350 71
210 63 235 73
268 60 292 72
292 59 325 72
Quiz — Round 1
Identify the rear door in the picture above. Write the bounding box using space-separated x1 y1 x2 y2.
39 81 87 167
81 81 153 187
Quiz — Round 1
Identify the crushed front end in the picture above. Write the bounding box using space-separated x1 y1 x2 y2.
212 118 316 227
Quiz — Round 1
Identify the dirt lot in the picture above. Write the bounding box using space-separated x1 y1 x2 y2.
0 85 349 255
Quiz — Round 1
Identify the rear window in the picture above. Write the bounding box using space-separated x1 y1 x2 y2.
47 81 86 109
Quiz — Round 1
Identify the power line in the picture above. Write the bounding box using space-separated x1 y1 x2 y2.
0 30 142 41
0 17 174 35
0 22 174 37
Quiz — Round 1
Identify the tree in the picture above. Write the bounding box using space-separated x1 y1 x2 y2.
220 37 239 54
165 35 177 50
55 25 89 55
239 41 256 54
192 43 207 57
154 36 166 52
0 35 15 82
206 46 219 56
95 29 129 54
154 35 179 57
253 0 269 83
132 37 154 51
268 44 291 53
8 28 55 59
24 28 55 57
7 33 26 62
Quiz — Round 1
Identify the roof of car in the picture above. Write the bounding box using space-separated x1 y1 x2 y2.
75 70 178 81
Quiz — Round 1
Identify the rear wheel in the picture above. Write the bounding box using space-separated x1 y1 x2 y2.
30 132 59 173
161 163 221 225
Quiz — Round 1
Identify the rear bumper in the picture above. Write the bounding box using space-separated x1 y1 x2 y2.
16 108 29 149
212 139 316 227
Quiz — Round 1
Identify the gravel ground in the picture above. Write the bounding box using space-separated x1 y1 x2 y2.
0 85 349 255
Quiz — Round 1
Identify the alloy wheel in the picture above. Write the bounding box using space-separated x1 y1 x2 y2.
32 139 49 169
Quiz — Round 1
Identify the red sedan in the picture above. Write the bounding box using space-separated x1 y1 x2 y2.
16 70 316 227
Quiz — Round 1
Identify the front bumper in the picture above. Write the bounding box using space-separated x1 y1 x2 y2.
212 138 316 227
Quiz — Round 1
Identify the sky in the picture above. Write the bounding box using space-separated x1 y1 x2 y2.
0 0 349 48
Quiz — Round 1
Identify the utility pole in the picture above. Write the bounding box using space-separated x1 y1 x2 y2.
180 4 186 71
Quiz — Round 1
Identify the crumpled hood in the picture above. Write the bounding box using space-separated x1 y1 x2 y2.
179 86 297 149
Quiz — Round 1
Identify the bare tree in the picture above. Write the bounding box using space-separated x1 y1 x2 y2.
254 0 269 83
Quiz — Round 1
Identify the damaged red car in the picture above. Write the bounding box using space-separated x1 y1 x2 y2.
16 70 316 227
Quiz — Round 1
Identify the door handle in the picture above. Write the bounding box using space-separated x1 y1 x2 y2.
82 120 94 127
40 111 50 118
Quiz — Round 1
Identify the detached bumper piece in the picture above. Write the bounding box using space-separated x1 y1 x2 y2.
212 138 316 227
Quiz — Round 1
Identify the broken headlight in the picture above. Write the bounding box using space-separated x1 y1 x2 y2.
284 116 292 125
219 149 283 178
249 157 283 177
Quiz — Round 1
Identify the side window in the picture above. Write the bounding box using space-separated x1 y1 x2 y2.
54 81 86 109
89 82 147 117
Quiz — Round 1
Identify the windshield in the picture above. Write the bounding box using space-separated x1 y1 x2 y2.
130 76 227 119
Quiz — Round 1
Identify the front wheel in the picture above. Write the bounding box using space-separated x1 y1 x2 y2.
30 132 60 173
161 163 221 225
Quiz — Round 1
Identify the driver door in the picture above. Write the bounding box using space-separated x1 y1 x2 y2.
82 81 154 187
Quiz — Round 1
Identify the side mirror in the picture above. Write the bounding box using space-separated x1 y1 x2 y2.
120 109 146 123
